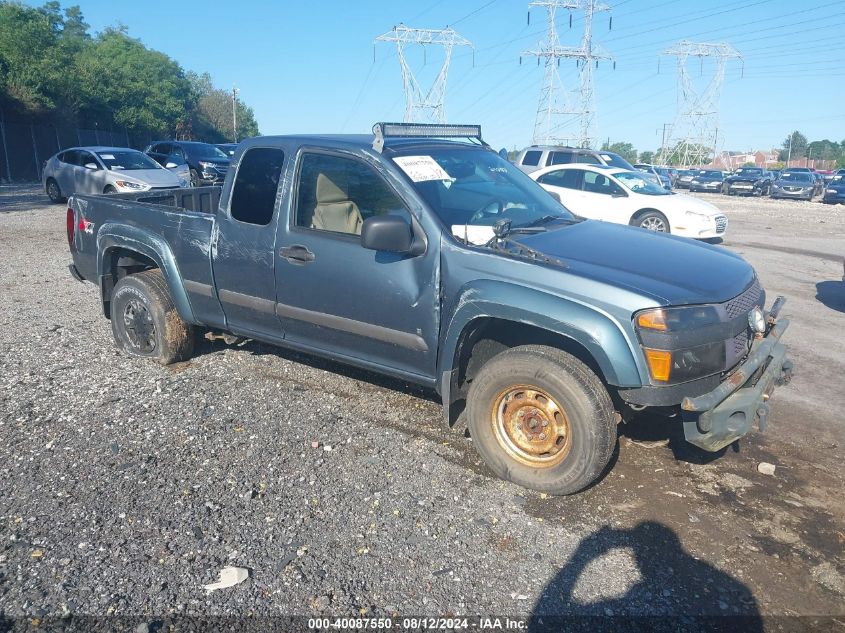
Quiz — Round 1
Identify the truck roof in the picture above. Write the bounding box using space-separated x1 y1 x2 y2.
239 134 486 153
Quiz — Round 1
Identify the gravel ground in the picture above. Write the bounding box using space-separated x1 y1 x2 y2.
0 185 843 629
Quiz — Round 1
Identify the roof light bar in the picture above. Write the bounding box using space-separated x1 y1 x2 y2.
372 122 483 152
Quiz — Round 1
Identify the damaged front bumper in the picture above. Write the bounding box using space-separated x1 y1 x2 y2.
679 312 792 452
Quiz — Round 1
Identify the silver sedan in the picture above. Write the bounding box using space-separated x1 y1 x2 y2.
43 146 188 202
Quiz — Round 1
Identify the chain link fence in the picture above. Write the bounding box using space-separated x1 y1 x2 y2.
0 111 157 184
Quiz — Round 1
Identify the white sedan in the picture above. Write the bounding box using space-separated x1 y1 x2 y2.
529 164 727 239
42 146 188 203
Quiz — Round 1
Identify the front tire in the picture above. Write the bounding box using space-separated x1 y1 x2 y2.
104 185 117 194
466 345 616 495
110 270 194 365
633 210 670 233
189 169 199 187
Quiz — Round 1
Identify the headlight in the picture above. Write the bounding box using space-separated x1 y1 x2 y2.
748 307 766 334
828 188 837 194
690 180 700 184
199 161 214 169
684 211 710 222
634 306 724 384
114 180 148 190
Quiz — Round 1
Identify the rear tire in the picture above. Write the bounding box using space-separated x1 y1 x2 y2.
110 270 194 365
46 178 65 203
466 345 616 495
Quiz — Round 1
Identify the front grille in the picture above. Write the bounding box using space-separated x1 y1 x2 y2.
724 279 763 319
732 331 751 356
715 216 727 233
784 186 802 192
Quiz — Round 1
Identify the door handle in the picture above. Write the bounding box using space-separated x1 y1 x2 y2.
279 244 315 264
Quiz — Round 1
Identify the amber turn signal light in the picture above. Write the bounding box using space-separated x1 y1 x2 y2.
637 309 667 331
643 348 672 382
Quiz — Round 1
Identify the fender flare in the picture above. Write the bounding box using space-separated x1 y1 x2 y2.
97 224 196 324
437 280 645 413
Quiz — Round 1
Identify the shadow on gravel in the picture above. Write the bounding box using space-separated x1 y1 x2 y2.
194 335 440 404
527 521 762 632
815 280 845 313
617 412 729 466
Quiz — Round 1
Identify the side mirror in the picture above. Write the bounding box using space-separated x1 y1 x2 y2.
547 190 562 203
165 162 177 169
611 190 627 198
361 215 415 254
84 162 98 170
498 148 509 161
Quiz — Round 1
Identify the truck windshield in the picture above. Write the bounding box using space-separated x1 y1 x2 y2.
392 148 574 230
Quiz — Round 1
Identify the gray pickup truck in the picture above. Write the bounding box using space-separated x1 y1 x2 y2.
66 122 793 495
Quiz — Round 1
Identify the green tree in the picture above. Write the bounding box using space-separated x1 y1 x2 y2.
188 72 259 142
75 27 194 135
600 141 637 163
778 131 807 161
806 139 839 162
638 150 655 164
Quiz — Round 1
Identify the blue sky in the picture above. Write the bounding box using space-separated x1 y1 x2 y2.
29 0 845 152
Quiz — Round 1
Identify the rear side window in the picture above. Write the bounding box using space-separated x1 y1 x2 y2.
230 147 285 226
521 150 542 166
547 151 573 166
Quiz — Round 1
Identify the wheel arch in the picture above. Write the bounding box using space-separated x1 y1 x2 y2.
437 282 644 428
629 208 670 231
97 226 196 324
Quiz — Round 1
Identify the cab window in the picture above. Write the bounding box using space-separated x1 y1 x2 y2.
295 153 409 236
230 147 285 226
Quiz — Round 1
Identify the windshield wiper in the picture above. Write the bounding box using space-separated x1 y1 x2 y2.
524 214 581 227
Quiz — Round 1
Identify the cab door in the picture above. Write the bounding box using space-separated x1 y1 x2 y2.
273 149 439 380
211 146 287 340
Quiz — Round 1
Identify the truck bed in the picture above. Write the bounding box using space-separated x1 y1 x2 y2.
67 186 225 327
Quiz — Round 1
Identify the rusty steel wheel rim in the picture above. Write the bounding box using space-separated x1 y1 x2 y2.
490 385 572 468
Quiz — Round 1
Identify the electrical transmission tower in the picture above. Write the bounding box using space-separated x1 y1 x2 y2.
375 24 473 124
521 0 613 148
658 41 742 168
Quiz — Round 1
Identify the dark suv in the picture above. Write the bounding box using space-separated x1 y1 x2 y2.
515 145 635 174
144 141 231 186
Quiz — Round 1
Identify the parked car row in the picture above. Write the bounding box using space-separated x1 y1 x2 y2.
674 166 843 203
43 140 237 201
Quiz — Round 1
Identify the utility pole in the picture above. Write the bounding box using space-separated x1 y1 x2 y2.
786 133 792 167
659 41 741 168
231 86 239 143
522 0 613 148
375 25 473 124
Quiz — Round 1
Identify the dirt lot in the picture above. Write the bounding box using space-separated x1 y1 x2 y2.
0 184 843 629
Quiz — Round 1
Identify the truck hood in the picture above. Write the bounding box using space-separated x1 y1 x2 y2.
515 220 754 305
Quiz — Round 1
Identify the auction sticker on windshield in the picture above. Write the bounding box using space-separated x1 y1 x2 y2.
393 156 452 182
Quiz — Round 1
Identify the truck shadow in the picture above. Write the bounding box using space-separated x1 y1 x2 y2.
815 280 845 313
527 521 762 632
617 412 730 466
